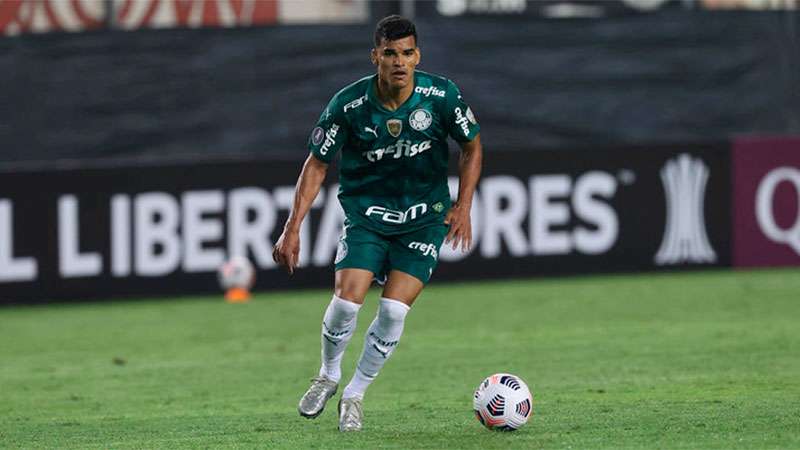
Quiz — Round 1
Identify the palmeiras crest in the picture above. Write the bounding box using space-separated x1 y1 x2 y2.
386 119 402 137
409 108 432 131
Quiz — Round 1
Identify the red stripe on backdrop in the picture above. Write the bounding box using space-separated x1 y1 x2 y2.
70 0 104 29
116 0 162 29
41 0 64 31
116 0 133 23
117 0 277 29
0 0 24 30
173 0 194 25
249 0 277 25
201 0 219 25
138 0 162 28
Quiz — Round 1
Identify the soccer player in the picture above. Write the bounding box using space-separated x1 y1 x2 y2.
272 15 482 432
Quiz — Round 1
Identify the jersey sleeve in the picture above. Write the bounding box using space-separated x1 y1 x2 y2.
308 95 349 163
444 80 480 143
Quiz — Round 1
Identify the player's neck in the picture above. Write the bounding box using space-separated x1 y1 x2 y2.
374 75 414 111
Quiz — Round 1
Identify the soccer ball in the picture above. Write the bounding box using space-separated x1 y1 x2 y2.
473 373 533 431
217 256 255 291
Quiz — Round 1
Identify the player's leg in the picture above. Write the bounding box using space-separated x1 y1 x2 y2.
338 225 446 431
381 270 425 306
339 272 421 405
325 224 389 376
318 268 373 382
333 268 373 305
299 224 388 419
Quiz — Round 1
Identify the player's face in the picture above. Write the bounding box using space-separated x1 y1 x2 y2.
372 36 420 90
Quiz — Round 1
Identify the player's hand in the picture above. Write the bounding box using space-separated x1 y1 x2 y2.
272 229 300 275
444 202 472 252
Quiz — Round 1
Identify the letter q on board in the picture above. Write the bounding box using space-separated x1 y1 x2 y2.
755 166 800 255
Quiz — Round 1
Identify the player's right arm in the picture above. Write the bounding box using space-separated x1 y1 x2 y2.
273 95 349 275
273 154 328 275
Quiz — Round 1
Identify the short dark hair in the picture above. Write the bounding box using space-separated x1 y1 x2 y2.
374 15 417 47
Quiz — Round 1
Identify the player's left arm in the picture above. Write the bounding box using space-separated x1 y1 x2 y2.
445 133 482 251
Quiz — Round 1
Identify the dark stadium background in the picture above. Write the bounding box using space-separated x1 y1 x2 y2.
0 0 798 303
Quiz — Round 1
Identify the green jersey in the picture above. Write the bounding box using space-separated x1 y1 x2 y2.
308 70 480 235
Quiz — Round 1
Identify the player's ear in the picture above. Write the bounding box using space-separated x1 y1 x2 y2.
370 48 378 66
415 47 421 67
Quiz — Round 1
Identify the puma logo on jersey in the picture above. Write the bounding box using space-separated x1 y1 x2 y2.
364 126 378 138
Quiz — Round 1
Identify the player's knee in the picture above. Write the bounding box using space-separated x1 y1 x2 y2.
378 298 410 323
334 270 372 303
334 282 366 304
334 289 366 305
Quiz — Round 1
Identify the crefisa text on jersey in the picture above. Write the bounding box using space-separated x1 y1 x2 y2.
414 85 446 98
453 107 472 137
363 139 432 162
319 124 340 156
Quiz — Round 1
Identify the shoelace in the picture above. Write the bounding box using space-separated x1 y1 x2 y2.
308 377 333 397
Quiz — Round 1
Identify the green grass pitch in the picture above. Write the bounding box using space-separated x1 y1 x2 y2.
1 268 799 449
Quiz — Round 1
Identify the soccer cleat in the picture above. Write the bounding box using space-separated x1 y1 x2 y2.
338 397 363 432
298 376 338 419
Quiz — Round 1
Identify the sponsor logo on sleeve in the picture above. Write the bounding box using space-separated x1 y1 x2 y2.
311 127 325 146
319 124 340 156
466 107 477 125
409 108 433 131
454 107 471 137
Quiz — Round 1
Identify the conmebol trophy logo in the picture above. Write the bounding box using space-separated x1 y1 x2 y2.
654 153 717 265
